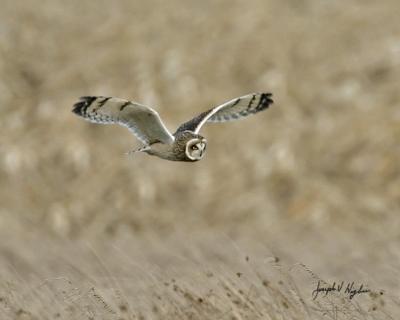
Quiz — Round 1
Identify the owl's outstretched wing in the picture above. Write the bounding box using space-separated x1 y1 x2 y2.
72 96 174 145
175 93 273 134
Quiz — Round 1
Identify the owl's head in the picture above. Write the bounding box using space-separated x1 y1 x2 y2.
185 137 207 161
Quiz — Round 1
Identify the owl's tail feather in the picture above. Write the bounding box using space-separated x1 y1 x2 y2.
125 145 150 156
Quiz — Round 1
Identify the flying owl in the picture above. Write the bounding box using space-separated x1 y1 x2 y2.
72 92 273 162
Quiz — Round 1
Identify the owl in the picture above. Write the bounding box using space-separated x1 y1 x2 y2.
72 92 273 162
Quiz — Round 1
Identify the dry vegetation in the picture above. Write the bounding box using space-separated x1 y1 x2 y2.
0 0 399 319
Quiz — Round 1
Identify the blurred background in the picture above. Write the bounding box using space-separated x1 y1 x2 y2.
0 0 399 318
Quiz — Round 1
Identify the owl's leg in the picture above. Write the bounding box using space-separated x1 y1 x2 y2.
125 145 150 156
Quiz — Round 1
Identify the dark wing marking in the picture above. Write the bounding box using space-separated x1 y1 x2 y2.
72 96 174 145
175 93 273 134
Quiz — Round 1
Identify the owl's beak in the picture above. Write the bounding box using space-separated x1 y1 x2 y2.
199 140 207 157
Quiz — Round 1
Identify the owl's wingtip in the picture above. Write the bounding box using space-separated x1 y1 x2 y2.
258 92 274 110
262 92 273 98
72 101 85 115
254 92 274 105
72 96 97 116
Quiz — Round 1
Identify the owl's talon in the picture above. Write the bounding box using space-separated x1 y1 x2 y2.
125 150 136 156
125 145 150 156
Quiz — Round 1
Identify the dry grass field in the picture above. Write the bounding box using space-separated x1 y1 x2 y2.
0 0 399 319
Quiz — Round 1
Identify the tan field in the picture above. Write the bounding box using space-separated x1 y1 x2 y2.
0 0 399 319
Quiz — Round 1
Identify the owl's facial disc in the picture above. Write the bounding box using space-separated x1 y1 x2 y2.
185 138 207 161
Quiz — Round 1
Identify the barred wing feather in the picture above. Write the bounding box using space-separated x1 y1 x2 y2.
72 96 174 145
175 93 273 134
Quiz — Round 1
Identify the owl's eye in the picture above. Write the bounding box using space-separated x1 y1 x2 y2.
191 145 198 150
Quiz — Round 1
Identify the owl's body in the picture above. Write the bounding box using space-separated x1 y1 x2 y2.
72 93 273 162
143 131 206 162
